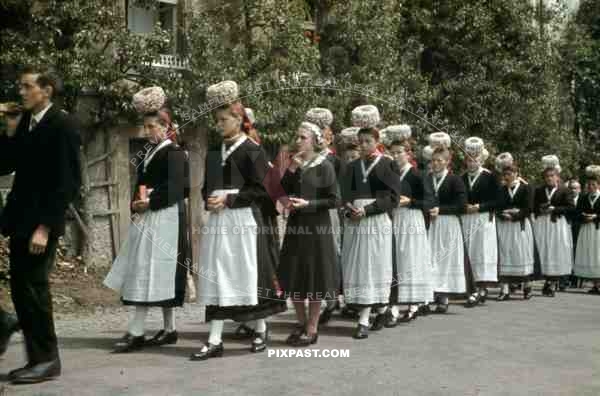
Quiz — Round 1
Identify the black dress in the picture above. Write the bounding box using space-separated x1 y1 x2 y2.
201 138 287 322
496 182 535 282
532 185 575 278
117 142 190 307
339 156 402 308
278 156 339 300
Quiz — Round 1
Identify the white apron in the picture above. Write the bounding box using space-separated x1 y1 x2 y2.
197 189 259 307
574 223 600 279
104 204 180 302
533 214 573 276
341 199 393 305
461 212 498 282
497 218 535 277
392 207 433 303
429 215 466 293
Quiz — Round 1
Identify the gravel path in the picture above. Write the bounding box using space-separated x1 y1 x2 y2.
1 287 600 396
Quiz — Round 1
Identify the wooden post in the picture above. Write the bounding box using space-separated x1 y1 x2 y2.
79 147 94 272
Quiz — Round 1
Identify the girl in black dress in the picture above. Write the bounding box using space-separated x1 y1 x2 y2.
193 81 286 360
279 122 339 346
105 100 190 353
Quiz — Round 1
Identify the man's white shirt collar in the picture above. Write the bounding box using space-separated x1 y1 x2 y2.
30 102 53 130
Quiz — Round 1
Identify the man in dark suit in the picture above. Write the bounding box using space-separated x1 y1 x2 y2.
0 66 81 384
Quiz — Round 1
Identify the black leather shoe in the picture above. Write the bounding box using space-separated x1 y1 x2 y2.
291 332 318 347
8 364 35 381
190 342 224 361
542 284 555 297
497 292 510 301
523 287 533 300
464 294 480 308
318 307 334 326
479 289 488 304
250 327 269 353
383 310 398 328
417 304 431 316
588 287 600 295
340 306 357 319
232 323 255 340
370 313 386 331
398 310 417 323
352 324 369 340
435 303 449 314
0 313 20 355
146 330 178 346
286 324 305 345
112 333 145 353
11 359 61 384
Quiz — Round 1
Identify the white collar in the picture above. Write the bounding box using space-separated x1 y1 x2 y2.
301 153 326 170
399 163 412 181
467 167 483 188
144 138 173 171
31 102 53 124
221 135 248 166
467 166 482 178
545 185 557 201
433 169 448 180
360 154 382 183
590 191 600 206
432 169 449 195
320 147 333 157
509 181 520 199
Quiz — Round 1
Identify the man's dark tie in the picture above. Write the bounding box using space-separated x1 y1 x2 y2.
29 117 38 132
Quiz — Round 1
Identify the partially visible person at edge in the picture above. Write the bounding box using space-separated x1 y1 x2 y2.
0 102 23 357
0 66 82 384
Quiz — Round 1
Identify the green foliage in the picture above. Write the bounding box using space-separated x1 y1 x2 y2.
0 0 190 131
559 0 600 171
0 0 587 180
394 0 580 180
184 0 321 145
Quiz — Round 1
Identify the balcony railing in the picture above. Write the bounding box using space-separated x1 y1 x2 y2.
151 54 190 70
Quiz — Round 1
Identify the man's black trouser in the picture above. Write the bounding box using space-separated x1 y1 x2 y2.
9 236 59 364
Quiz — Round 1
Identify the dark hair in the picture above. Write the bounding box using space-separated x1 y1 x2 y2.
357 127 379 141
20 65 58 97
345 142 359 151
542 167 558 177
388 139 411 151
432 146 450 160
502 163 519 174
143 111 168 126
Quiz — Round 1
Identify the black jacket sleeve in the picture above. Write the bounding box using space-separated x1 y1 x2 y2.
149 148 187 211
364 160 401 216
479 173 500 213
38 120 82 232
225 145 271 209
438 176 466 215
299 161 339 213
